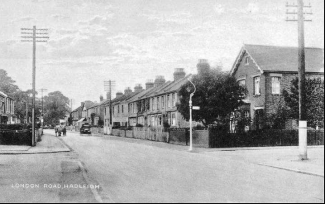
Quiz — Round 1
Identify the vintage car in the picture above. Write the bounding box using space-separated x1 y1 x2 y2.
80 123 91 134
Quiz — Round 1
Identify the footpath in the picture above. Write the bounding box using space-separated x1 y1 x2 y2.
0 133 102 203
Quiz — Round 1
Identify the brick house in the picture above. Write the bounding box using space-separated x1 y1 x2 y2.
110 88 141 127
230 44 324 130
127 69 191 128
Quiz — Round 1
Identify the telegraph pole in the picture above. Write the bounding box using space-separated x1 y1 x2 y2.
286 0 312 160
21 26 49 146
104 80 115 134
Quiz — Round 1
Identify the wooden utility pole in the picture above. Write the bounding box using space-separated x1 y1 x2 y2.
286 0 312 160
104 80 115 134
21 26 49 146
39 89 47 116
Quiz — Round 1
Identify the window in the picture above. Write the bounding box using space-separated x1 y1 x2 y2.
253 76 261 95
171 113 176 126
158 115 162 126
157 97 159 110
167 94 171 108
118 105 120 113
151 116 155 127
272 77 281 94
245 57 249 65
161 96 164 109
172 94 177 107
122 105 124 113
238 79 246 87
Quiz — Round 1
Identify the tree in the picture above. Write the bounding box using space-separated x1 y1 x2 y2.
43 91 70 126
283 77 324 128
11 89 41 123
177 66 247 127
0 69 19 95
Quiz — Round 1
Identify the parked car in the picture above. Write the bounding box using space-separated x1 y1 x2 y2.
80 123 91 134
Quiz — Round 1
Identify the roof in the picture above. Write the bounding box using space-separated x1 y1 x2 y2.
231 44 324 75
87 102 100 110
127 75 192 103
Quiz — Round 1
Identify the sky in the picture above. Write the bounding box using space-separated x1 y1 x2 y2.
0 0 324 110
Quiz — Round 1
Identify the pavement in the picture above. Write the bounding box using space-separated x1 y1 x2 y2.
0 134 70 154
0 133 102 203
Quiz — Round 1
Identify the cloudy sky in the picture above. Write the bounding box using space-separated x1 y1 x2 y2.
0 0 324 109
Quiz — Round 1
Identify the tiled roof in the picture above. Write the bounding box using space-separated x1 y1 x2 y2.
231 44 324 75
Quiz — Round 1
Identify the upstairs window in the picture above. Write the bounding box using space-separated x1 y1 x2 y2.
161 96 165 109
167 94 171 108
272 77 281 95
253 76 261 95
172 94 176 107
245 57 249 65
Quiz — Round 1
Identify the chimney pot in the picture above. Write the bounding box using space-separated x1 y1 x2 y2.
173 68 186 81
154 75 166 87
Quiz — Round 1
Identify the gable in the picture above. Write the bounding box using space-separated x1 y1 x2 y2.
232 50 263 78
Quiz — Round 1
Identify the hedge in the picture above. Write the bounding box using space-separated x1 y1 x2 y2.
209 128 324 148
0 124 33 146
0 130 32 146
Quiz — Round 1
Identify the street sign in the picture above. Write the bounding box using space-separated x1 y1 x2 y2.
192 106 200 110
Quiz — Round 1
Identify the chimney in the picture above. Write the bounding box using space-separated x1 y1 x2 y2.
81 102 85 107
173 68 186 81
145 79 154 90
154 75 166 87
116 92 123 98
100 95 104 102
124 87 132 95
197 59 210 75
134 84 143 92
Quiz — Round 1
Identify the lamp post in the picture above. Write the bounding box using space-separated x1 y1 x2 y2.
187 78 196 151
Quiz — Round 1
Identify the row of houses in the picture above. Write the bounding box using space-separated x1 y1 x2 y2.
0 91 16 124
71 44 324 132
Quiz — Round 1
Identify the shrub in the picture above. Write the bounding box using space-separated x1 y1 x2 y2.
208 128 323 148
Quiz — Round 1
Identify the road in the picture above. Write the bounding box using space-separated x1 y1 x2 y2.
46 130 324 203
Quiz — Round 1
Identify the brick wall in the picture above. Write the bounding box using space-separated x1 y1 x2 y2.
265 73 323 117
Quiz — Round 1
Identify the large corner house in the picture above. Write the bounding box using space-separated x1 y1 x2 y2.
0 91 15 124
230 44 324 130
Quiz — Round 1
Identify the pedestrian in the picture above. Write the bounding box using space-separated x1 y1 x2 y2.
54 125 58 137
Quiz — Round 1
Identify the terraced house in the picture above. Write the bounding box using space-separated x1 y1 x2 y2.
110 87 139 127
230 44 324 130
128 68 191 128
0 90 15 124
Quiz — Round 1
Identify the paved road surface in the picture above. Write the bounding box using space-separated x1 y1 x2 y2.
49 130 324 203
